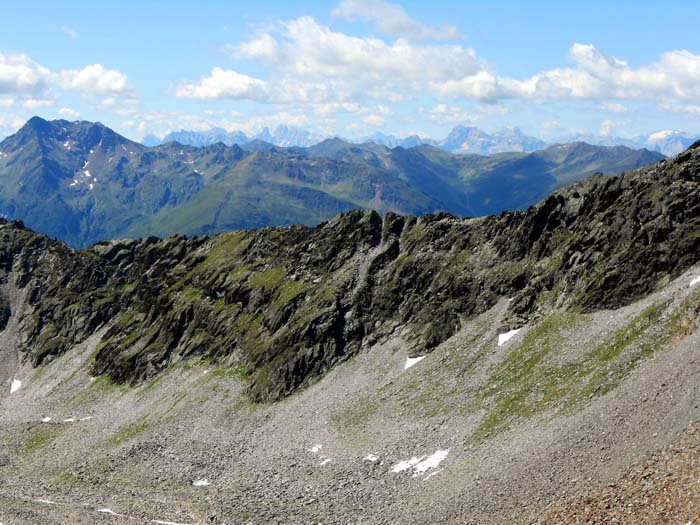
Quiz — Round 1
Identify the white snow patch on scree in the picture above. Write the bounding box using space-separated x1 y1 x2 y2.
41 417 52 423
690 276 700 287
404 355 425 370
98 508 125 517
423 468 443 481
391 449 450 478
308 444 322 453
193 479 210 487
497 328 521 347
10 379 21 394
363 454 379 462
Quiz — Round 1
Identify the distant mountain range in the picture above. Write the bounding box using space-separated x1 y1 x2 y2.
144 124 699 157
0 117 664 248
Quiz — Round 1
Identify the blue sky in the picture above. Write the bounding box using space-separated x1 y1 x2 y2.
1 0 700 141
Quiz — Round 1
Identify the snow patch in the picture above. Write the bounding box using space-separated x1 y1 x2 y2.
97 508 124 517
497 328 521 346
319 458 331 466
308 445 322 453
391 456 423 473
423 468 444 481
690 276 700 287
41 417 52 423
89 183 94 190
411 449 449 476
152 520 190 525
10 379 21 394
391 449 450 478
193 479 210 487
121 144 127 151
363 454 379 462
404 355 425 370
63 418 76 423
84 170 91 178
35 499 56 504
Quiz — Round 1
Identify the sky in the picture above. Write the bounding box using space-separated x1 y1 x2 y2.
1 0 700 142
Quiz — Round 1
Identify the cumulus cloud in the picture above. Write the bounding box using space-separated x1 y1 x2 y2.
58 107 81 119
188 16 483 106
332 0 463 41
22 98 54 111
182 12 700 128
432 43 700 104
55 64 131 95
363 114 385 127
0 53 51 94
599 119 622 136
176 67 269 101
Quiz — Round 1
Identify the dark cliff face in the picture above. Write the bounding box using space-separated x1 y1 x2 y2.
1 146 699 402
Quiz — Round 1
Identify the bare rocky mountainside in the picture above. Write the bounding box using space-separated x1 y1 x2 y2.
1 143 700 523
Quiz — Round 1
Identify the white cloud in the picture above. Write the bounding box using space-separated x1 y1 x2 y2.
61 26 78 39
428 102 508 125
0 53 51 94
599 102 632 114
176 67 269 101
22 98 54 111
55 64 130 95
432 43 700 105
183 13 700 128
332 0 463 41
196 16 484 107
58 107 81 119
0 115 27 138
363 114 385 127
599 119 620 136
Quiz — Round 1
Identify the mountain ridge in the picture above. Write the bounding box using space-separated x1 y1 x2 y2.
0 117 664 249
144 122 699 157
